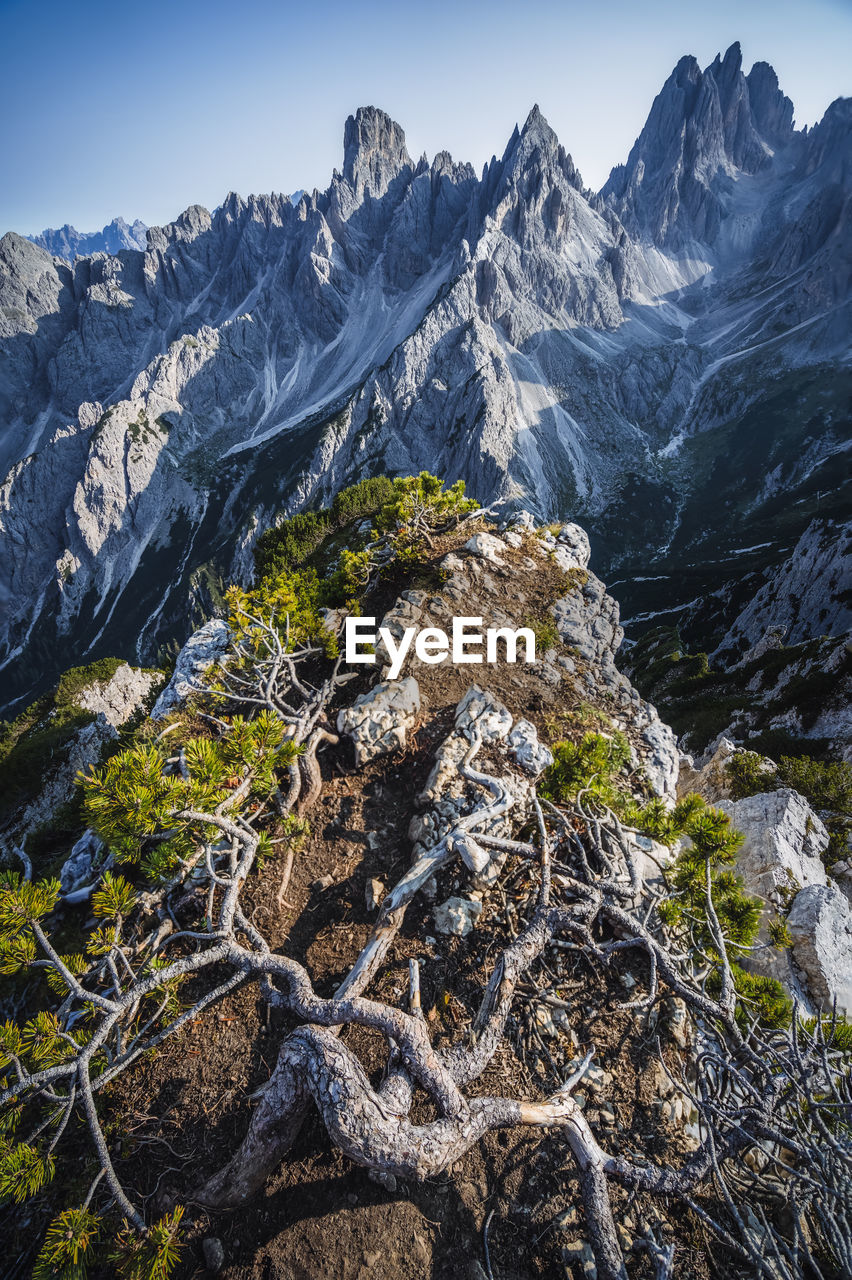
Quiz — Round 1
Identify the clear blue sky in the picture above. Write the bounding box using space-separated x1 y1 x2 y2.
1 0 849 235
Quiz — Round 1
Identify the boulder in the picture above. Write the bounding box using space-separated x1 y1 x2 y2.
555 522 591 569
455 685 513 744
720 789 828 907
337 677 420 765
151 619 231 718
507 719 553 775
830 860 852 909
718 788 828 999
787 883 852 1014
639 718 680 800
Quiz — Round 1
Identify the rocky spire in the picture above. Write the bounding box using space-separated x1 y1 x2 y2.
601 43 799 246
341 106 413 201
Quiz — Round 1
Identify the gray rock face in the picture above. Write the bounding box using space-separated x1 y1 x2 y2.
549 566 678 798
720 789 829 906
716 520 852 656
337 677 420 765
716 787 828 1000
601 43 794 248
151 620 231 719
1 59 849 712
787 884 852 1014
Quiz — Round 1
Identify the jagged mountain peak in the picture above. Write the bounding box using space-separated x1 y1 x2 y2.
600 44 799 246
495 104 585 201
745 60 795 147
342 105 413 197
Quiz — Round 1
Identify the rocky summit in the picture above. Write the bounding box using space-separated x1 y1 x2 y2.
0 42 849 712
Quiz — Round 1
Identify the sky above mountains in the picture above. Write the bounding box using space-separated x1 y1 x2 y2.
1 0 850 235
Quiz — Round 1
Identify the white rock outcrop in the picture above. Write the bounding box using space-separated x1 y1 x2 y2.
337 677 420 765
787 883 852 1014
152 619 232 719
77 663 160 727
720 789 829 906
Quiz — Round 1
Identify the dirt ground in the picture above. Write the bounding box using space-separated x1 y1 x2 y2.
99 726 713 1280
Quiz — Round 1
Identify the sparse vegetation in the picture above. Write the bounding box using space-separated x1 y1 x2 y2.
0 659 125 824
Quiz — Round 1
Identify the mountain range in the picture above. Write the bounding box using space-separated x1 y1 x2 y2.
1 41 849 711
26 217 149 260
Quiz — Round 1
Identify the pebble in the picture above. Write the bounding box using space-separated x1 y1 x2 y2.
554 1207 580 1229
616 1225 634 1253
311 874 334 892
562 1239 596 1278
365 878 385 911
201 1237 225 1274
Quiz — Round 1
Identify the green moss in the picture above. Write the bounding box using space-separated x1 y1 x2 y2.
525 615 560 652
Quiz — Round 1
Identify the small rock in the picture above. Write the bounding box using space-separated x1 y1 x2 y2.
661 994 690 1049
201 1236 225 1274
422 875 439 903
311 874 334 892
463 531 506 565
562 1238 596 1278
365 878 385 911
616 1225 633 1253
368 1167 397 1191
434 896 482 937
554 1207 580 1229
